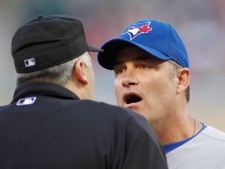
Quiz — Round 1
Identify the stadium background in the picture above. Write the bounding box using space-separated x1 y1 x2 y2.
1 0 225 131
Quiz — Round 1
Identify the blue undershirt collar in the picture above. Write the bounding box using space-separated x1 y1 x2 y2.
163 123 207 153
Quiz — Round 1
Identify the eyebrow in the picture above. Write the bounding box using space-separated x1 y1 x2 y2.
114 55 157 67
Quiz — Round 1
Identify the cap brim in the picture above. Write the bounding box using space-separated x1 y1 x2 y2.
88 45 103 52
97 38 171 70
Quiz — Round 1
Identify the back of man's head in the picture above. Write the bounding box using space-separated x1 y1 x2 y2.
11 15 102 86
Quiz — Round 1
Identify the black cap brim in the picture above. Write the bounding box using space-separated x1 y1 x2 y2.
88 45 103 52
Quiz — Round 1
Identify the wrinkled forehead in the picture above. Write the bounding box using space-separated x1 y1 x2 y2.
115 46 163 63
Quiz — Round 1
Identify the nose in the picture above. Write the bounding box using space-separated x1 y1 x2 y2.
122 71 138 87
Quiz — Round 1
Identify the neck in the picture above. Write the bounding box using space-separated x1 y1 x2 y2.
64 80 82 98
153 115 200 145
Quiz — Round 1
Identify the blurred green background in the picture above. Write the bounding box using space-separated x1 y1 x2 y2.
1 0 225 131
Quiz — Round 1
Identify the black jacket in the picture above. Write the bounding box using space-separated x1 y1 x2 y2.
0 82 168 169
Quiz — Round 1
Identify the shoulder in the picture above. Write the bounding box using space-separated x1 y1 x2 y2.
65 99 149 126
70 100 156 137
78 100 145 118
201 125 225 141
166 126 225 168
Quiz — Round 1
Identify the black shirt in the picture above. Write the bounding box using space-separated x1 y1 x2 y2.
0 82 168 169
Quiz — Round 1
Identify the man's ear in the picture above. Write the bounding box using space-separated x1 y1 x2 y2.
176 68 190 94
73 60 88 85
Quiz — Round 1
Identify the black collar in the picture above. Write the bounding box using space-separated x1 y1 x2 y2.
11 82 80 103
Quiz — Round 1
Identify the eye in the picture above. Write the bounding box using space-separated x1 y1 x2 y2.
139 64 152 69
114 67 126 75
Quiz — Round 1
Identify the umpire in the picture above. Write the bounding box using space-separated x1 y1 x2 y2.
0 15 168 169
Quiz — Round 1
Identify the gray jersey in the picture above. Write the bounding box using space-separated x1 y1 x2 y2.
166 125 225 169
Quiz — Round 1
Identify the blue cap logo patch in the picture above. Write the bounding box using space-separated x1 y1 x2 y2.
122 21 152 40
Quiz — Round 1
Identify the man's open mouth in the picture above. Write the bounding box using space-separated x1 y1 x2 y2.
123 93 142 104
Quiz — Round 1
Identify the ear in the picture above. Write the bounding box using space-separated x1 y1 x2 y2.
176 68 190 94
73 60 88 85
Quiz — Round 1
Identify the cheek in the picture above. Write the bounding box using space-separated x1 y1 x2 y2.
114 80 123 102
152 77 176 102
142 75 171 98
114 78 120 90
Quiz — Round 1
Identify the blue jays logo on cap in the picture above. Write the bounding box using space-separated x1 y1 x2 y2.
122 21 152 40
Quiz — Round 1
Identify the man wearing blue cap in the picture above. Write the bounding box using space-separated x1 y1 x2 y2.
98 19 225 169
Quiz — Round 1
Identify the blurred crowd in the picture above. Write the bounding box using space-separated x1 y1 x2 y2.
0 0 225 130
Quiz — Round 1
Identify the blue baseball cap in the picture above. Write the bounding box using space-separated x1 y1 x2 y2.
98 19 189 70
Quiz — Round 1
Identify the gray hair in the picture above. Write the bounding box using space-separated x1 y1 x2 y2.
17 52 92 86
167 60 190 104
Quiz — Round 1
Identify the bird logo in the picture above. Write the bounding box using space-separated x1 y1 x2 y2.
122 21 152 40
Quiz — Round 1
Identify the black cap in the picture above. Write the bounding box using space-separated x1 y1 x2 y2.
11 15 103 73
